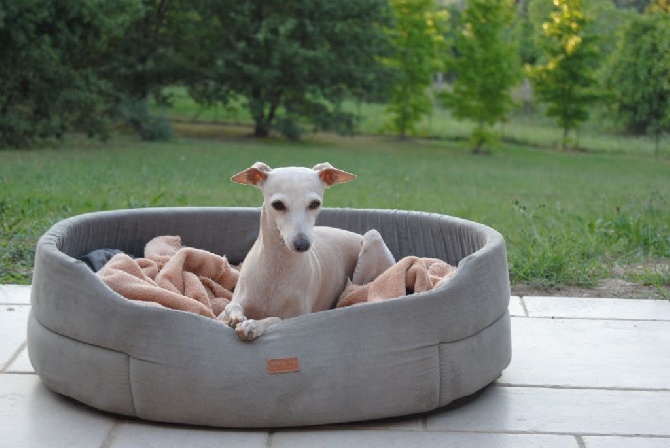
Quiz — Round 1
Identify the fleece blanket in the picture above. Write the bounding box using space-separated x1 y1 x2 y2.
336 256 457 308
96 236 238 318
96 236 456 318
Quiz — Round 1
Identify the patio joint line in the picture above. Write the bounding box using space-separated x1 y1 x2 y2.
99 419 122 448
514 315 670 323
495 383 670 392
0 340 26 373
519 297 530 317
424 428 670 439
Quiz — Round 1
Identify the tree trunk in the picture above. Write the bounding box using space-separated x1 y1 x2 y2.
250 90 281 138
250 89 269 138
472 120 485 154
562 126 569 150
472 143 483 155
253 121 270 138
523 78 533 114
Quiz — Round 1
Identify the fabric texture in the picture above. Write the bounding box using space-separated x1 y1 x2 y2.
28 207 512 428
96 236 237 318
337 256 457 308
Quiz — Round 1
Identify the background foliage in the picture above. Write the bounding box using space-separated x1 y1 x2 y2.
604 11 670 156
0 0 141 147
188 0 393 139
1 0 668 150
441 0 520 153
384 0 447 138
527 0 602 149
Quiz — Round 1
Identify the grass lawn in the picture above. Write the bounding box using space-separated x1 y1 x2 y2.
1 131 669 296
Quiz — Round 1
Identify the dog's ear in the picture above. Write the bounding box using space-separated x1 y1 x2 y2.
231 162 272 186
313 163 356 187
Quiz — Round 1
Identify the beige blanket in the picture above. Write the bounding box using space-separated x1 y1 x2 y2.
96 236 238 318
336 256 457 308
97 236 456 318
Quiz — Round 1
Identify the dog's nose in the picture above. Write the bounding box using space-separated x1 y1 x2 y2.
293 235 311 252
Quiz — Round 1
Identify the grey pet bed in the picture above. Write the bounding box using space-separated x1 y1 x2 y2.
28 207 511 428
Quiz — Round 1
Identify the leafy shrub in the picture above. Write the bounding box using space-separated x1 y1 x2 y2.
121 99 173 141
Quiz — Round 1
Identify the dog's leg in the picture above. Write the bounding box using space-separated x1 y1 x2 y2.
219 302 247 328
235 317 282 341
352 229 396 285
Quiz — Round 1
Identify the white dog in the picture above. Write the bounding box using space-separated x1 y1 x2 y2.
220 162 394 341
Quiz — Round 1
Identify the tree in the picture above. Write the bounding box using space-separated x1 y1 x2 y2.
528 0 601 149
384 0 447 139
586 0 636 57
0 0 141 148
646 0 670 12
604 12 670 156
98 0 205 141
442 0 520 153
191 0 393 139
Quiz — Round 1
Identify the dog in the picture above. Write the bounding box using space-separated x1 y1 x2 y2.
219 162 394 341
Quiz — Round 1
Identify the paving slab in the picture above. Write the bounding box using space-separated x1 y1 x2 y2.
110 421 268 448
524 296 670 321
499 317 670 389
0 375 116 448
583 436 670 448
0 305 30 370
427 386 670 437
271 429 580 448
0 285 31 305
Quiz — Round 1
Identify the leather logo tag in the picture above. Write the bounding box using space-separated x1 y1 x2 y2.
267 357 300 374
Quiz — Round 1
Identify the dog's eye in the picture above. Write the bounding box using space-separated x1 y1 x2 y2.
271 200 286 211
308 200 321 210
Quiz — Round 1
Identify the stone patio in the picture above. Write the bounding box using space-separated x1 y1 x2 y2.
1 284 669 448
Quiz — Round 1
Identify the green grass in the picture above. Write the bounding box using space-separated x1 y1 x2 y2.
1 132 669 292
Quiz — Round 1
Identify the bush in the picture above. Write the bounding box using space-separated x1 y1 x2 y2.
603 13 670 156
0 0 140 148
121 98 173 142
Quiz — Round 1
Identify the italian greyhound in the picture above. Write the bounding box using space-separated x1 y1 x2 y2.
219 162 395 341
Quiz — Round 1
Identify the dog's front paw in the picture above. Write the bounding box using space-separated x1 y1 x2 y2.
235 319 260 342
227 314 248 329
219 303 247 329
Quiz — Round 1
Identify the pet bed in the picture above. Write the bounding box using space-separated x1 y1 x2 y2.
28 207 511 428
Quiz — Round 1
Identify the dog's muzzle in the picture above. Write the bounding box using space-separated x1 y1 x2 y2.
293 234 311 252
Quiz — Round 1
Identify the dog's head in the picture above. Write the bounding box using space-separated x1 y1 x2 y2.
232 162 356 252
